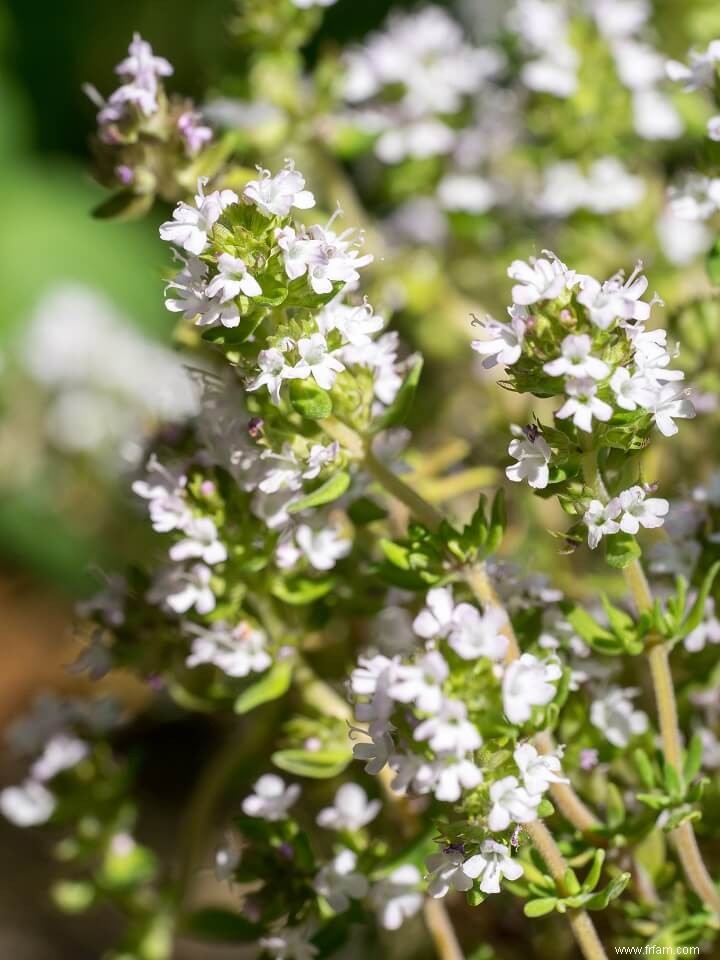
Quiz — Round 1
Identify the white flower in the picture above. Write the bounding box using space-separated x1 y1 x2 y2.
243 160 315 217
506 432 551 489
164 255 210 321
437 174 495 214
648 385 695 437
583 499 621 549
685 599 720 652
590 687 648 747
413 586 455 639
30 735 88 782
507 255 569 305
295 333 346 390
316 783 381 831
462 839 524 894
543 334 609 381
448 604 508 661
295 524 352 571
666 40 720 91
410 755 483 802
276 225 315 281
185 621 271 677
305 224 373 295
259 926 318 960
369 865 423 930
159 178 238 255
313 849 368 912
247 346 305 405
291 0 336 8
169 517 227 565
502 654 562 725
317 301 384 347
426 848 474 898
0 780 56 827
242 774 300 821
609 367 655 411
375 120 456 164
147 563 216 615
132 455 190 533
471 308 526 368
615 486 669 534
513 743 568 796
577 267 651 330
487 775 540 831
206 253 262 300
353 721 395 775
555 378 613 433
389 651 449 713
414 699 482 754
115 32 173 79
302 442 339 479
258 445 303 494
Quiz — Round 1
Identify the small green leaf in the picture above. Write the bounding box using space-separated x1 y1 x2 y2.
371 355 423 432
485 488 506 555
583 850 605 893
662 761 684 799
183 908 260 942
234 660 293 715
633 749 656 790
684 732 704 783
680 561 720 637
707 237 720 285
271 575 335 606
288 471 350 514
606 783 626 830
524 897 557 917
272 747 351 779
604 532 642 570
289 379 333 420
563 868 581 896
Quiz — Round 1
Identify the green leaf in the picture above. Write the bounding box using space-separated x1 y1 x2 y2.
183 908 260 942
288 471 350 514
371 355 423 432
486 489 506 555
680 561 720 637
92 189 154 221
272 747 351 779
684 732 704 783
662 762 684 799
524 897 557 917
289 379 333 420
347 496 388 525
234 660 293 715
566 606 621 654
604 532 642 570
583 850 605 893
606 783 626 830
633 749 656 790
271 575 336 606
563 868 581 896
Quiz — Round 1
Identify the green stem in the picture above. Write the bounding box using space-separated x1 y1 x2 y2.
582 452 720 917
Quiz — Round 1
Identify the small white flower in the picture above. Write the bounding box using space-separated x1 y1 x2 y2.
316 783 381 831
31 735 88 782
147 563 216 615
462 839 524 894
0 780 56 827
487 775 540 831
414 699 482 754
159 178 238 255
115 32 173 79
426 848 474 898
317 301 384 347
502 654 562 725
583 499 621 549
302 442 339 479
369 864 423 930
506 432 552 490
590 687 648 748
295 333 346 390
244 160 315 217
609 367 655 411
305 224 374 295
555 378 613 433
413 586 455 639
413 755 483 802
577 268 651 330
132 455 190 533
185 621 271 677
507 254 570 305
513 743 568 796
169 517 227 565
259 925 318 960
353 721 395 775
666 40 720 92
242 774 300 821
389 651 449 713
615 486 669 534
247 346 305 405
313 849 368 912
543 334 609 381
206 253 262 301
648 385 696 437
295 524 352 571
437 174 495 214
471 308 526 368
447 604 509 661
